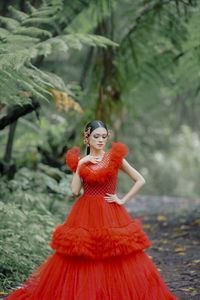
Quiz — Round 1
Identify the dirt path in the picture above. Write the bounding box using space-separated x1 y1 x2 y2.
124 195 200 300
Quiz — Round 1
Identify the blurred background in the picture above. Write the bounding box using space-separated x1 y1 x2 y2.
0 0 199 291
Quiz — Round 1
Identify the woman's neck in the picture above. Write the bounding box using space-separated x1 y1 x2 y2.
89 148 105 157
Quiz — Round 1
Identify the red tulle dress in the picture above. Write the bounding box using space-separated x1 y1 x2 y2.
6 142 178 300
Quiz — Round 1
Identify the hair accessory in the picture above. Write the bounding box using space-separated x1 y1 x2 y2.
83 126 91 145
84 127 91 138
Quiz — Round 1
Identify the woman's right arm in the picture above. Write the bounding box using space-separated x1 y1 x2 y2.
70 155 98 196
70 160 83 196
70 156 93 196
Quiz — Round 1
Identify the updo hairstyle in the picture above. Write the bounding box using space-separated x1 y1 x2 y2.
83 120 110 155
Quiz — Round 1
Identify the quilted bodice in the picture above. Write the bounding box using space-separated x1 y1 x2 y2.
83 173 118 196
82 150 118 195
66 142 130 187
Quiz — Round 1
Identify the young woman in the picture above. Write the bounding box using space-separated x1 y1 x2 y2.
6 120 178 299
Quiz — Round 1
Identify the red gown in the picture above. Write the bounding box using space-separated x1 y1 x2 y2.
6 142 178 300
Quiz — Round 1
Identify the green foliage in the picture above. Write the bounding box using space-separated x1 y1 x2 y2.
13 165 72 197
0 112 74 176
174 2 200 97
0 166 74 290
119 1 188 91
65 0 117 34
0 200 55 289
75 0 198 129
0 1 118 106
10 115 69 169
169 125 200 199
117 124 200 201
121 1 200 129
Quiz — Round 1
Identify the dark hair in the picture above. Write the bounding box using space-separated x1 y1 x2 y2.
84 120 108 155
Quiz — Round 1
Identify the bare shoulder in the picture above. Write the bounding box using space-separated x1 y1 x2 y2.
79 156 87 162
78 154 89 165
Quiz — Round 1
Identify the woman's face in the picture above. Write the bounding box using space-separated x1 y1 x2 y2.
88 127 108 150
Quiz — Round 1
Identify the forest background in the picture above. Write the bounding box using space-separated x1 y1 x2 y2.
0 0 199 292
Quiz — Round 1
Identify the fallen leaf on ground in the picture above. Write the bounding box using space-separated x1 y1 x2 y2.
157 216 167 221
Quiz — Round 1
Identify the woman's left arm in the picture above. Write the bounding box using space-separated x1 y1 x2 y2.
104 158 146 205
119 158 146 204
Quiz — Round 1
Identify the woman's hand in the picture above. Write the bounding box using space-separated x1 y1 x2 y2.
104 193 125 205
79 155 102 165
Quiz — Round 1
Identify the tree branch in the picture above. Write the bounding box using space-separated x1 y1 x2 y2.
0 100 40 130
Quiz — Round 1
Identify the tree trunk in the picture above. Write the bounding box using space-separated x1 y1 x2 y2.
4 121 18 163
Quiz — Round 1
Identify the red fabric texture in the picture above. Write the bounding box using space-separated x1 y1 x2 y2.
78 142 129 185
6 142 178 300
65 146 83 172
49 212 152 259
6 252 178 300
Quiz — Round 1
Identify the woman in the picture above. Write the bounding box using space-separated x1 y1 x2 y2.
6 120 178 299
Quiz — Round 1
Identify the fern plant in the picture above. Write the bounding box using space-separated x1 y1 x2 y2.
0 0 118 107
78 0 197 128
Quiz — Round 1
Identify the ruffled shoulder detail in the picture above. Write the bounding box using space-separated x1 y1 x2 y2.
110 142 129 168
66 146 83 172
78 142 129 184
